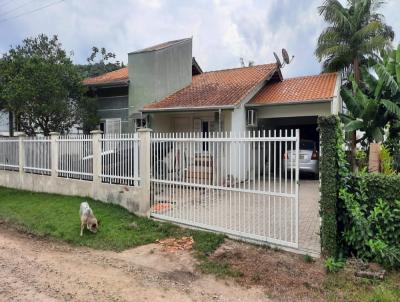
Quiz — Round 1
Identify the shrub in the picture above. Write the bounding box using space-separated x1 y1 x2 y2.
380 146 395 175
324 256 345 273
356 149 368 170
318 115 342 257
362 174 400 208
339 174 400 268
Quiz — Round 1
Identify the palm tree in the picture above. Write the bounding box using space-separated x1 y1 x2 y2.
315 0 394 170
315 0 394 82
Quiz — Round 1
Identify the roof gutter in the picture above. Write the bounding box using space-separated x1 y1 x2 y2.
140 105 235 113
245 98 333 107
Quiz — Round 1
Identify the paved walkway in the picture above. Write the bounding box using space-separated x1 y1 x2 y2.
298 180 320 255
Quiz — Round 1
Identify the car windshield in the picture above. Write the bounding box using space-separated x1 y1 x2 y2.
300 141 315 150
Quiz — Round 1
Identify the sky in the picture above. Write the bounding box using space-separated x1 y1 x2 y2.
0 0 399 78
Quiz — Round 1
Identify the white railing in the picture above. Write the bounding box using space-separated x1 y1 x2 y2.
57 135 93 181
100 133 140 186
0 133 142 186
150 130 300 248
23 137 51 175
0 137 19 171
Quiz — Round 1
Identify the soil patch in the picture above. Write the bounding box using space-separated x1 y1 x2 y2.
0 225 269 302
211 240 326 302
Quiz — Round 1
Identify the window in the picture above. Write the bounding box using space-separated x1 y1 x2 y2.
246 109 257 127
101 119 121 134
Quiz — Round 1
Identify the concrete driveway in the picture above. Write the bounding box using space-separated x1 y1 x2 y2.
298 180 320 255
152 179 321 256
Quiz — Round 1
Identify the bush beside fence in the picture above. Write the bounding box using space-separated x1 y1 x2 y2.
362 173 400 207
318 115 341 257
339 173 400 268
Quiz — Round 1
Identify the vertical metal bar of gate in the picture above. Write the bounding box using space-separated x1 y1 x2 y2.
150 131 300 249
295 129 300 246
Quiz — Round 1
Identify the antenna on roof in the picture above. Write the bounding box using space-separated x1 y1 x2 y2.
282 48 294 65
273 52 282 68
273 48 294 68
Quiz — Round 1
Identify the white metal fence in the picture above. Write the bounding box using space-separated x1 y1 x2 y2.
57 135 93 181
0 137 19 171
0 133 141 186
23 137 51 175
150 130 300 248
100 133 140 186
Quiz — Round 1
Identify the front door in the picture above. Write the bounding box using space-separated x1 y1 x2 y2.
201 121 209 151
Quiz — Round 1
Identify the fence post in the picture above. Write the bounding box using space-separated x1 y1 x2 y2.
17 133 26 176
137 128 152 216
91 130 103 187
50 132 59 178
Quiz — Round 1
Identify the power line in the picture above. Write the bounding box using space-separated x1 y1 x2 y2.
0 0 28 13
0 0 48 18
0 0 64 24
0 0 19 8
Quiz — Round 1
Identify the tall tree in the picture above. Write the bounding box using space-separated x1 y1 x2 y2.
76 46 124 78
316 0 394 81
0 34 84 136
315 0 394 170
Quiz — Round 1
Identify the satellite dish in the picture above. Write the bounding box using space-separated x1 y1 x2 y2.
282 48 290 64
273 52 282 68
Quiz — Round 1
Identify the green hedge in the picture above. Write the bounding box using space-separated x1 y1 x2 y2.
318 115 341 257
339 173 400 267
362 174 400 206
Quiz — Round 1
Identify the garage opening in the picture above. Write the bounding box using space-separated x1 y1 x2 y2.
257 116 319 180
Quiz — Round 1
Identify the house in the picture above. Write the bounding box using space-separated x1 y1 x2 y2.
84 38 341 145
0 110 10 136
84 38 202 134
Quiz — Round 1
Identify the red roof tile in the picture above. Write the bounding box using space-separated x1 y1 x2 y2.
83 67 128 86
249 73 337 105
143 64 278 110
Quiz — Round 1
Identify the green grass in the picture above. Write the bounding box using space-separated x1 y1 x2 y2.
324 270 400 302
0 186 224 253
198 259 244 278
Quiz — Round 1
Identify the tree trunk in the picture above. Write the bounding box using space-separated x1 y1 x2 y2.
353 57 361 83
369 143 380 173
350 131 357 172
350 57 361 172
8 111 14 137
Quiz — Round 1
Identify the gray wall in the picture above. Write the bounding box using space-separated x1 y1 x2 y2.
97 95 130 132
128 39 193 118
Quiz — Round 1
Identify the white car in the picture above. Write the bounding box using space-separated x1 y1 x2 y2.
284 140 319 177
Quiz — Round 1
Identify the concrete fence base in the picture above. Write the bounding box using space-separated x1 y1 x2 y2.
0 129 152 216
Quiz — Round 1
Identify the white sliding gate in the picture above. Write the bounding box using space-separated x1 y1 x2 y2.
150 130 300 249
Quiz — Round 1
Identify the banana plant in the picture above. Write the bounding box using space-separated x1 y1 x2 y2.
340 45 400 145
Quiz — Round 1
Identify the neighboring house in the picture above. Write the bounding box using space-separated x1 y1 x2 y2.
84 38 341 142
84 38 202 134
0 110 10 136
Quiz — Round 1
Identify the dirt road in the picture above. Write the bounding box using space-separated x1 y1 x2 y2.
0 226 269 302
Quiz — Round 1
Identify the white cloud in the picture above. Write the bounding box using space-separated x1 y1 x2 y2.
0 0 399 77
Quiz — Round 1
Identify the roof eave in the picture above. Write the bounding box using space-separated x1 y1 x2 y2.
84 80 130 88
232 66 280 108
128 38 192 55
141 105 235 113
245 98 333 107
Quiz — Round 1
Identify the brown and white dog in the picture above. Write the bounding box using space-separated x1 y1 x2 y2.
79 201 99 236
